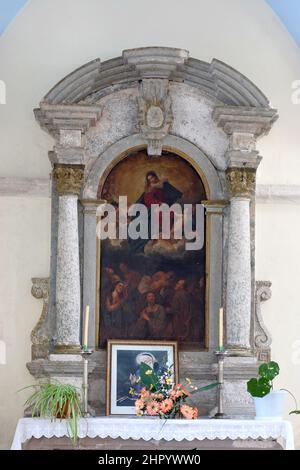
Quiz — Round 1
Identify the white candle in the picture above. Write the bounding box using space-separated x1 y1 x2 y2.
219 307 224 350
83 305 90 349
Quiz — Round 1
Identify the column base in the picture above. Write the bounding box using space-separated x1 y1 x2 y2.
54 344 82 354
226 346 253 357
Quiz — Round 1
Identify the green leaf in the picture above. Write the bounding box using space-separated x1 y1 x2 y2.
258 361 279 381
190 382 219 394
247 377 271 398
289 410 300 415
139 362 159 391
198 382 219 392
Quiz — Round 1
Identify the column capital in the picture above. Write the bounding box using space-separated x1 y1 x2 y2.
81 199 107 214
226 167 256 198
53 164 84 195
202 200 228 214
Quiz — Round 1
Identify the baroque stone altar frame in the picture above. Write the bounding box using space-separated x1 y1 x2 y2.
27 47 278 416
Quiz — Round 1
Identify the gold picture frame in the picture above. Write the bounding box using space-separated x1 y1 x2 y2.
106 339 179 416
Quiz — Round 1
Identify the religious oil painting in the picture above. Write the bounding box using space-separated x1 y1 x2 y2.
97 150 207 350
106 340 178 415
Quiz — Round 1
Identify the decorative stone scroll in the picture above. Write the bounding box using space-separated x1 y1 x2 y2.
31 278 50 360
53 164 84 195
254 281 272 362
136 79 173 155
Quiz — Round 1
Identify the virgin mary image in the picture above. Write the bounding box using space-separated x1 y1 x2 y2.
129 171 183 253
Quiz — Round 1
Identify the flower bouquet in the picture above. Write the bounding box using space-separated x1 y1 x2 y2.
130 362 218 419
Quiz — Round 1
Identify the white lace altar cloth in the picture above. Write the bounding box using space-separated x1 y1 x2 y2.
11 417 295 450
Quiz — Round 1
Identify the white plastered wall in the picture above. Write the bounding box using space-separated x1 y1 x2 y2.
0 0 300 448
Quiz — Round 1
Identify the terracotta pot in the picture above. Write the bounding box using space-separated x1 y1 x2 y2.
55 401 77 419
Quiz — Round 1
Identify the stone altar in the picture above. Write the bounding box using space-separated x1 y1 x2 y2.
12 417 294 450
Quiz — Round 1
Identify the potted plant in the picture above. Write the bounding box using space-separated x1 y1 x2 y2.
21 382 82 445
247 361 299 420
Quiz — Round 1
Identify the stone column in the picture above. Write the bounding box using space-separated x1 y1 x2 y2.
225 167 256 350
212 106 278 354
53 164 84 353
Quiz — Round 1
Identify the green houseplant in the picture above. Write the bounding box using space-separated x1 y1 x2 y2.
21 382 82 445
247 361 299 419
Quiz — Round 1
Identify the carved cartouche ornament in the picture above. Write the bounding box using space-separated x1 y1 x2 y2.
226 167 256 197
53 164 84 195
136 79 173 156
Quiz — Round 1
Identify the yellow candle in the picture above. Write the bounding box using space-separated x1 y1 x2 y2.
219 307 224 350
83 305 90 348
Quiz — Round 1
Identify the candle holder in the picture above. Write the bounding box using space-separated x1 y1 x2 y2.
213 349 228 419
80 348 93 418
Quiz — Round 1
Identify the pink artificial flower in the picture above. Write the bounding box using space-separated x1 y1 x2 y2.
160 398 173 414
146 400 160 416
140 387 150 399
154 393 164 401
180 404 198 420
135 399 145 412
170 384 191 400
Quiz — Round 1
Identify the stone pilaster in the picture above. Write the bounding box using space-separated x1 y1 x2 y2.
53 164 84 353
81 200 106 348
202 201 227 350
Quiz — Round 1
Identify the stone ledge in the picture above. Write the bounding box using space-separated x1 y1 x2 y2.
27 359 258 382
26 359 97 379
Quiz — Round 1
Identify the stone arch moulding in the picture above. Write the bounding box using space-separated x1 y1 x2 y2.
40 47 271 107
30 47 278 417
84 135 223 200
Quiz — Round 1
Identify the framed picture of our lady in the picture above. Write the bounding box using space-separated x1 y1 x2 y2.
96 149 207 350
106 340 178 415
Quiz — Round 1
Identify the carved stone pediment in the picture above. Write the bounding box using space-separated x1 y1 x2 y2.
136 79 173 155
